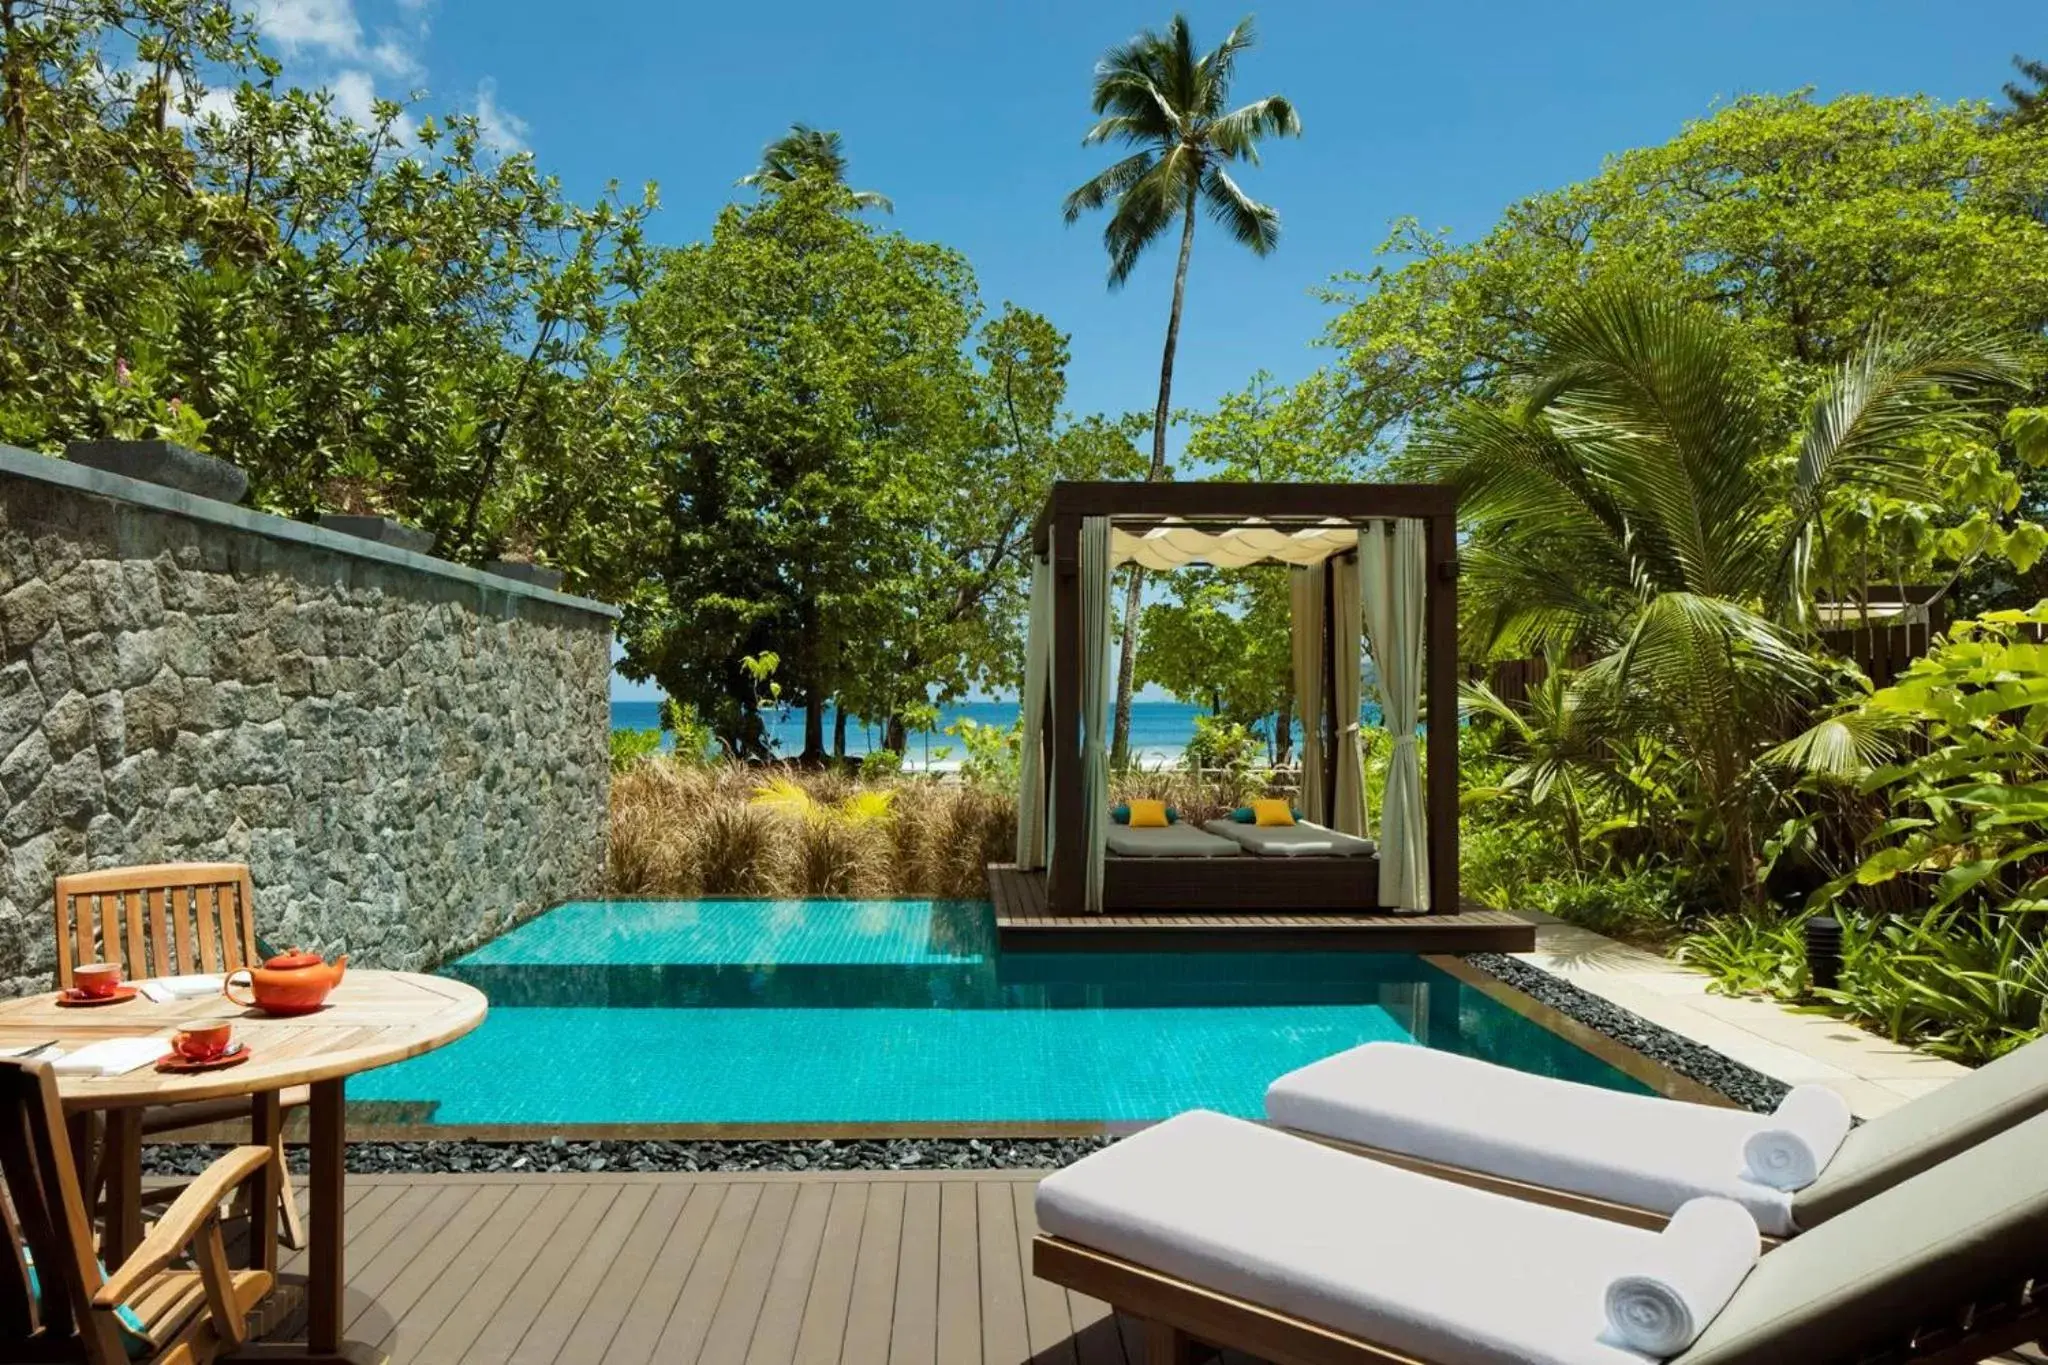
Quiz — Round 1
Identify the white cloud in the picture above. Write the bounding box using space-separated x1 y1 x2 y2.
247 0 363 58
366 34 424 84
328 68 415 144
473 78 529 155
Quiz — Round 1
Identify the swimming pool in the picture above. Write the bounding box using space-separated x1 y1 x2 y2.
350 899 1650 1128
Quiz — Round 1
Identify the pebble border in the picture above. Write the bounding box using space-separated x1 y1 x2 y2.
138 953 1792 1176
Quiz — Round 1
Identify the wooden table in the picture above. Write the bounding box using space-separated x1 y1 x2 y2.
0 969 485 1363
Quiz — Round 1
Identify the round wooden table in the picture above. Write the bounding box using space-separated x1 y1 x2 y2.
0 969 485 1363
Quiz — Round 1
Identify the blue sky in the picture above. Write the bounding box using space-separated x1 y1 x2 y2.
245 0 2044 702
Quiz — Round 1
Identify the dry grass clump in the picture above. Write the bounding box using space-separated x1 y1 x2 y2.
609 757 1019 898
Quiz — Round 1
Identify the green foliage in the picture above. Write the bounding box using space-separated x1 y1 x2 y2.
1678 915 1810 1000
609 728 664 773
945 718 1021 789
737 123 892 213
1320 91 2048 457
1184 714 1263 777
0 1 652 581
659 700 716 767
1418 283 2021 900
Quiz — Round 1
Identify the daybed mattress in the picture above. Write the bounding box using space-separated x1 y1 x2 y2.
1035 1109 1669 1365
1103 824 1242 857
1267 1042 1798 1235
1201 818 1378 857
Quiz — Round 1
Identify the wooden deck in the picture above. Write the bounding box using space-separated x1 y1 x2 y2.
240 1170 1265 1365
988 865 1535 953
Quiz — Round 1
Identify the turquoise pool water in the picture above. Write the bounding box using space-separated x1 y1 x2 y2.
351 899 1649 1126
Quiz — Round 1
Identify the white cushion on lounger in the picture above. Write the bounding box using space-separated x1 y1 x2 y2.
1103 824 1242 857
1037 1109 1676 1365
1267 1042 1798 1235
1201 818 1378 857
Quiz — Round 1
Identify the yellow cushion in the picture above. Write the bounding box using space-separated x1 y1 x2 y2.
1127 799 1170 828
1251 798 1296 827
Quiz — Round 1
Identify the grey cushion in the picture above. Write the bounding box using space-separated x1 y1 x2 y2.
1677 1108 2048 1364
1200 819 1378 858
1791 1032 2048 1227
1103 825 1242 858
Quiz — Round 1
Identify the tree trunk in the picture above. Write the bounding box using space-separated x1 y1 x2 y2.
802 694 826 765
833 704 848 760
1274 695 1293 767
1109 195 1198 766
2 1 29 206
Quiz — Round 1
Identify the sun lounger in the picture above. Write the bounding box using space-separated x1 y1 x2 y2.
1103 824 1242 857
1267 1035 2048 1236
1201 818 1378 856
1034 1106 2048 1365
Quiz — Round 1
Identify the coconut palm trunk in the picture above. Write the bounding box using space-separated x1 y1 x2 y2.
1110 193 1199 764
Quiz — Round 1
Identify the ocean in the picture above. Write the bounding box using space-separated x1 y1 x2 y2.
611 698 1378 769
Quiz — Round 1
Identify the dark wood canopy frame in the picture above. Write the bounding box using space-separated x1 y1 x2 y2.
1028 481 1461 917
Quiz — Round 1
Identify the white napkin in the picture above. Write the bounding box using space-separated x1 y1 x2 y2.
1742 1084 1852 1191
1603 1198 1760 1356
48 1037 173 1077
138 974 225 1003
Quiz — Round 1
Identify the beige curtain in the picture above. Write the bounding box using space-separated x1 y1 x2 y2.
1014 555 1051 869
1329 555 1367 837
1361 520 1429 910
1288 567 1325 824
1080 518 1113 913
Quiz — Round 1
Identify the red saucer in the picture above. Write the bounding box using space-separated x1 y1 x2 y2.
155 1043 250 1074
55 985 139 1007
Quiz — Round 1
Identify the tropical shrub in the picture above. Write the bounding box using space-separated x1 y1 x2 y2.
609 728 664 772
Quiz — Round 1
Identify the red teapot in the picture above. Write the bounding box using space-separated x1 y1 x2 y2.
223 948 348 1016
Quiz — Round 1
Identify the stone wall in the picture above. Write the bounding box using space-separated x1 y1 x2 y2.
0 447 616 996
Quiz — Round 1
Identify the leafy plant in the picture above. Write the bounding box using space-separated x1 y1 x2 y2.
946 717 1021 788
609 728 663 773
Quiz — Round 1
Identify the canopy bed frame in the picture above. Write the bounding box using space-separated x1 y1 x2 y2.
1014 480 1464 918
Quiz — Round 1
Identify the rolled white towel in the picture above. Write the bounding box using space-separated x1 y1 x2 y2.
1603 1197 1760 1357
1742 1084 1852 1191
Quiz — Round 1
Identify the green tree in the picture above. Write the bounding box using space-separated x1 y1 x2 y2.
1062 11 1299 765
2001 55 2048 127
618 173 981 760
1319 92 2048 460
0 0 652 581
737 122 892 212
1413 285 2026 901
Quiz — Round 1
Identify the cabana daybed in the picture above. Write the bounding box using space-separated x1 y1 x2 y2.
1005 480 1470 920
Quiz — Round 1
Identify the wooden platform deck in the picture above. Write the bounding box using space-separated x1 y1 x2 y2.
240 1170 1262 1365
988 865 1535 953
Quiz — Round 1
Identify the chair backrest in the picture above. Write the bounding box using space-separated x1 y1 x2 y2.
52 863 260 990
1680 1106 2048 1365
1793 1030 2048 1226
0 1060 127 1363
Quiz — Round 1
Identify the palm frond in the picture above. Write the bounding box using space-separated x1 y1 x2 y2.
1765 712 1904 779
1101 158 1185 287
1062 151 1155 225
1198 163 1278 254
1207 95 1300 162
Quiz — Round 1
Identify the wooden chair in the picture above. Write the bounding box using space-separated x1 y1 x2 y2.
54 864 305 1253
0 1058 276 1363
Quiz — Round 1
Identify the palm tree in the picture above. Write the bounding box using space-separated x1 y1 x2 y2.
1063 13 1299 764
1413 285 2020 901
2002 55 2048 127
737 123 893 212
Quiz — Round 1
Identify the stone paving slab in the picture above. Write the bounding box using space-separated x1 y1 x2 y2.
1512 912 1971 1118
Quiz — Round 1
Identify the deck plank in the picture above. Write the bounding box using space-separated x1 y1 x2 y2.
551 1182 694 1365
648 1182 764 1364
888 1183 941 1365
458 1182 622 1362
839 1182 905 1365
379 1182 551 1363
252 1169 1302 1365
603 1183 731 1365
936 1182 982 1365
408 1182 591 1363
510 1182 657 1365
790 1182 870 1365
1011 1183 1078 1365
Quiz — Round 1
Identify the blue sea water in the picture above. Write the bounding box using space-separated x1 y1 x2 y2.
352 899 1648 1127
611 698 1379 765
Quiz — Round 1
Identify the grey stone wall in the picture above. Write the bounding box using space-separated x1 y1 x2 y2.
0 447 616 996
